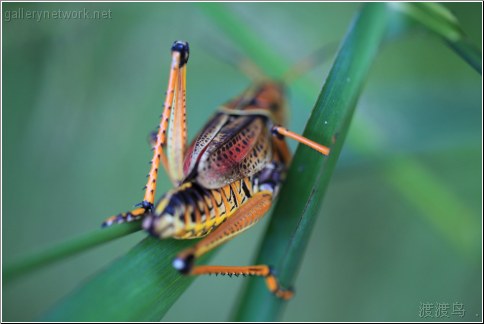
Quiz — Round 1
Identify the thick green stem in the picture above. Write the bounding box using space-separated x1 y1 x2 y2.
234 4 389 321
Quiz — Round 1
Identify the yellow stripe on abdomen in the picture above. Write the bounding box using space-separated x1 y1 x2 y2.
146 177 255 239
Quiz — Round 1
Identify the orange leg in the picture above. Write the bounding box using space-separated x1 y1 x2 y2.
166 61 187 183
102 207 146 228
172 191 294 300
102 41 190 227
273 136 293 165
143 41 190 207
272 126 330 156
191 265 293 300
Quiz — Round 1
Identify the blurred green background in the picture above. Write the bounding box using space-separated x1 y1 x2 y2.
2 2 481 321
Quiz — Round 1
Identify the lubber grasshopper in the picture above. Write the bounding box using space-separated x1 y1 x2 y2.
102 40 330 300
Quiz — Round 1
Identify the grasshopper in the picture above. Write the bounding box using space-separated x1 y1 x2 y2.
102 40 330 299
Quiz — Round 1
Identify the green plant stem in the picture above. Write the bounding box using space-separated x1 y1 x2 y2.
233 3 389 321
388 2 482 74
447 37 482 74
3 222 142 282
384 156 479 256
199 3 288 78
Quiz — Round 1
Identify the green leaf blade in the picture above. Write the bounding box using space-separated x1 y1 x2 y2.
41 237 203 321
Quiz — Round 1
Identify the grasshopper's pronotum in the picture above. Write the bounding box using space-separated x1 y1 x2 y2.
102 40 330 299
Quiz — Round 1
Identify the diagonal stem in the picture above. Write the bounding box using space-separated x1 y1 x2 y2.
233 3 390 320
3 222 142 282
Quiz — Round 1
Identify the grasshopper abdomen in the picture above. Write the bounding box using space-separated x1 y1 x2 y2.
143 161 285 240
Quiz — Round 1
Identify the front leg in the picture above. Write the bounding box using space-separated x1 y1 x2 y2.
272 125 330 156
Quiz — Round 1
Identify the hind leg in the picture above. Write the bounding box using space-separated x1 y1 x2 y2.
102 42 190 227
